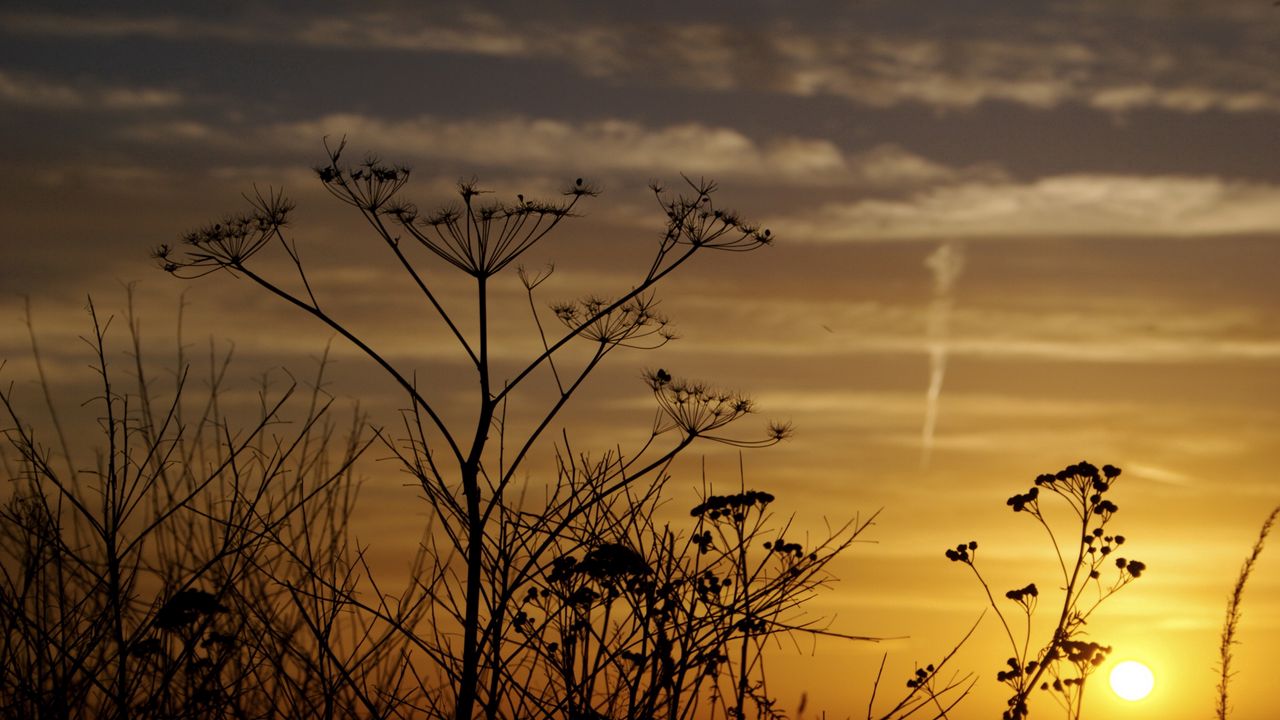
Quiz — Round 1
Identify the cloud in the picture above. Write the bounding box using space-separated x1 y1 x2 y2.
849 144 968 186
772 36 1280 115
98 87 184 110
1088 84 1279 114
270 115 850 182
291 11 531 57
0 69 81 108
125 112 983 190
0 9 534 57
703 325 1280 365
747 389 1139 423
0 69 182 110
1124 463 1198 487
6 8 1275 116
772 175 1280 241
1 12 190 39
299 14 1277 116
546 18 1279 115
664 293 1280 365
1060 0 1277 24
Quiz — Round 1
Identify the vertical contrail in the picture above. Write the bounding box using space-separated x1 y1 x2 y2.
921 241 964 469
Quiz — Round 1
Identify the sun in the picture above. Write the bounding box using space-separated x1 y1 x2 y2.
1109 660 1155 701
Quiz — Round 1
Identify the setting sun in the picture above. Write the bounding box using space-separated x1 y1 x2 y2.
1109 661 1155 702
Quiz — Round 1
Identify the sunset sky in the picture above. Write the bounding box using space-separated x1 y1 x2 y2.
2 2 1279 717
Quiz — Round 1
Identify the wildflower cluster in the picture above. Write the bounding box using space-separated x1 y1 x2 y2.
1029 640 1114 699
1004 583 1038 612
122 587 241 715
152 588 228 632
1005 460 1144 591
1017 461 1121 518
996 657 1035 683
1057 639 1111 668
762 537 808 559
944 540 978 564
527 547 655 636
577 543 653 580
905 663 937 689
1006 488 1039 513
544 545 653 591
696 570 732 598
1115 557 1146 579
947 461 1145 720
690 490 775 520
508 487 859 720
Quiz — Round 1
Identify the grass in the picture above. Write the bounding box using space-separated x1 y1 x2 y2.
1215 504 1279 720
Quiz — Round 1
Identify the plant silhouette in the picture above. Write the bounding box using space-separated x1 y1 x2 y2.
151 140 916 719
1216 504 1279 720
946 461 1145 719
4 145 980 719
1 293 387 718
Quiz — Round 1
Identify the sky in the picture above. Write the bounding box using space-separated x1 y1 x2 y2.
1 1 1279 717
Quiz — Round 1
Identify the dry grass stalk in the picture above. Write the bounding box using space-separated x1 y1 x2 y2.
1216 504 1280 720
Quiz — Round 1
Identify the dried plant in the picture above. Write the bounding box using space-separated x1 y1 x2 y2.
862 616 980 720
495 466 875 720
0 292 407 719
945 461 1145 720
1215 504 1279 720
152 138 894 720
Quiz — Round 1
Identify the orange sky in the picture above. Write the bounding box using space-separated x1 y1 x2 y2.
2 2 1279 717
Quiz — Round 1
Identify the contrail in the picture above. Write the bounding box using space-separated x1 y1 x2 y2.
921 241 964 469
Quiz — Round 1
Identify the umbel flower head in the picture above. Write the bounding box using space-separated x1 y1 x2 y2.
552 292 675 348
154 186 294 277
388 176 597 278
643 368 791 446
651 176 774 252
314 136 604 278
315 136 410 212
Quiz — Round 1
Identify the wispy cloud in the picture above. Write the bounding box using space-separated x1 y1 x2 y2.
6 8 1275 116
1124 463 1198 487
0 9 532 56
773 175 1280 241
277 115 849 181
700 330 1280 366
1 12 210 40
0 69 182 110
0 69 80 108
123 112 989 189
754 34 1280 114
1088 84 1278 114
750 389 1142 422
291 11 532 57
289 14 1280 115
665 293 1280 365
